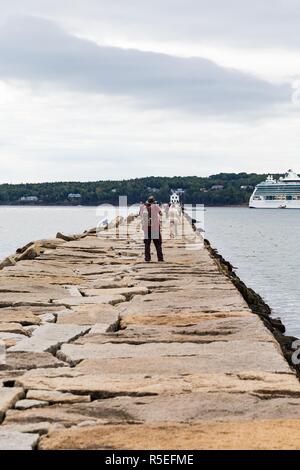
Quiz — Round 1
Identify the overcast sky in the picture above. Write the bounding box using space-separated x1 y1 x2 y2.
0 1 300 182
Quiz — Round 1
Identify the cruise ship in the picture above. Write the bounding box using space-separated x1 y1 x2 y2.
249 169 300 209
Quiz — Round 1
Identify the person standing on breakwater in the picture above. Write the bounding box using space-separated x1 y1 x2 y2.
141 196 164 262
138 201 144 216
169 202 181 238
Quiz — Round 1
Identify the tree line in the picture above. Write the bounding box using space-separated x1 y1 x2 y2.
0 173 271 206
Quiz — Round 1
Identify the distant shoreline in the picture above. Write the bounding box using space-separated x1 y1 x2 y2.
0 173 259 207
0 203 249 208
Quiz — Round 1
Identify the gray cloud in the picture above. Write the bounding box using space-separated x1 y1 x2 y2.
0 16 289 116
1 1 300 49
94 0 300 49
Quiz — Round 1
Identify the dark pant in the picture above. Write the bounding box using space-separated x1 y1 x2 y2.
144 230 163 262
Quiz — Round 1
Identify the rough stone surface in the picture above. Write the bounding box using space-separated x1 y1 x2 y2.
0 257 16 270
58 392 300 423
0 214 299 450
38 421 300 450
40 313 56 323
120 311 252 327
16 244 40 261
0 430 39 450
75 317 274 345
56 304 118 326
0 310 41 326
4 406 113 428
0 323 30 336
81 286 149 299
15 399 48 410
0 370 24 386
27 390 91 404
0 333 28 345
1 422 54 435
9 324 91 353
52 295 126 307
58 340 289 373
0 388 24 421
2 352 65 370
16 368 299 397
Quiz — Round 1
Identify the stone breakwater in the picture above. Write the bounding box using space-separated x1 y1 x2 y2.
1 215 300 449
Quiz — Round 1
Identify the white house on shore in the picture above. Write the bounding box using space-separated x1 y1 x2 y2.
20 196 38 202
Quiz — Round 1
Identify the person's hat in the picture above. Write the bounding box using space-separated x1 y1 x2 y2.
147 195 156 204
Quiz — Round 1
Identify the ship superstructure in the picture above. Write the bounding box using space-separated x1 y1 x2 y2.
249 169 300 208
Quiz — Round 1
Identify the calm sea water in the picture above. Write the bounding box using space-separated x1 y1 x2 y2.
0 205 131 261
0 205 299 337
204 207 300 338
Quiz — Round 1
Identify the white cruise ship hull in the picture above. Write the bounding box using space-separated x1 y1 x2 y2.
249 199 300 209
249 170 300 208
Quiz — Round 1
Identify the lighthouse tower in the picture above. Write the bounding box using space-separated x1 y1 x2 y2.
170 193 180 204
